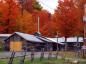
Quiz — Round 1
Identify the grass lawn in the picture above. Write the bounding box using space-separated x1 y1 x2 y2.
0 58 86 64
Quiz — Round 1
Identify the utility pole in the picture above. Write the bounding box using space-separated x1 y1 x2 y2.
56 32 59 59
56 32 59 51
37 17 40 34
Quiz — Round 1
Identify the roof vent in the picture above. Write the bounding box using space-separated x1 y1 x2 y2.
34 32 41 37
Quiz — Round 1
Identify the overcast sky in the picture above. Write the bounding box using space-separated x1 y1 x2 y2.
37 0 58 14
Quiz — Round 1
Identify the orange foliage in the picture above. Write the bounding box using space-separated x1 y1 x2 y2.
0 0 20 33
32 10 56 37
15 10 36 34
0 0 85 38
54 0 84 37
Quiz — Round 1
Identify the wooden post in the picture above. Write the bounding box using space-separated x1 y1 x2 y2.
56 33 58 59
48 44 52 60
56 44 58 59
8 51 15 64
19 51 27 64
64 37 67 51
31 49 34 62
19 40 27 64
75 37 80 58
40 48 44 61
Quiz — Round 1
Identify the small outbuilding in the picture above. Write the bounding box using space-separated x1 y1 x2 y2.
0 34 11 42
4 32 57 52
0 34 11 50
47 37 84 51
4 32 64 52
4 32 84 52
4 32 44 51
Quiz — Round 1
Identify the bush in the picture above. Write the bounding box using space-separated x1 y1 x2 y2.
0 39 3 52
0 46 3 51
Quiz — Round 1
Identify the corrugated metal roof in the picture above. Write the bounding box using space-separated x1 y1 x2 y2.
47 37 83 44
47 37 65 45
36 36 53 42
0 34 11 37
3 32 84 44
67 37 83 42
12 32 43 42
15 32 54 43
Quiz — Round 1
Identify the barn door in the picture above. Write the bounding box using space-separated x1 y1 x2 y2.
10 41 22 51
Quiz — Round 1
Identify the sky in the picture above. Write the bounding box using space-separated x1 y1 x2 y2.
37 0 58 14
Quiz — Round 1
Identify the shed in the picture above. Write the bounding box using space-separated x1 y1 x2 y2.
0 34 11 49
47 37 84 51
4 32 44 51
0 34 11 41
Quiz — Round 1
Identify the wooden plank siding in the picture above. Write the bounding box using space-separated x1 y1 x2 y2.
4 33 25 51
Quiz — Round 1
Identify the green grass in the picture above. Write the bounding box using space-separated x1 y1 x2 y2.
0 60 7 64
0 58 86 64
25 58 65 64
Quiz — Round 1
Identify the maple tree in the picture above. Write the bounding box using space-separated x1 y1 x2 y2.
32 10 55 37
19 0 42 13
40 20 58 37
54 0 84 37
14 0 42 34
0 0 85 38
0 1 6 33
15 10 36 34
0 0 20 33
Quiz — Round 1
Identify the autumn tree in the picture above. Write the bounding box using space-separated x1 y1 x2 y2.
54 0 83 37
15 10 36 34
19 0 42 13
13 0 41 34
0 2 4 33
40 20 58 37
5 0 20 33
0 0 20 33
32 10 56 37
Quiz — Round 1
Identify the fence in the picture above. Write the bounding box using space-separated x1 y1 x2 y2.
0 51 86 64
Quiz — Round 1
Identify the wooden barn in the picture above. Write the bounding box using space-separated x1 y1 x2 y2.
3 32 84 52
4 32 64 52
66 37 83 51
4 32 43 51
47 37 84 51
4 32 55 51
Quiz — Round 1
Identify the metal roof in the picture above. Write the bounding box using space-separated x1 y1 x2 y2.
15 32 54 43
0 34 11 37
15 32 44 42
36 36 53 42
6 32 43 42
67 37 83 42
3 32 84 44
47 37 83 44
47 37 65 45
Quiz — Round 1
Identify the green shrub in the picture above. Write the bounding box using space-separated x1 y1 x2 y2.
0 39 3 52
